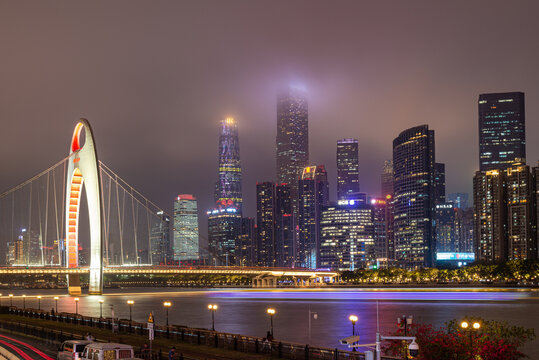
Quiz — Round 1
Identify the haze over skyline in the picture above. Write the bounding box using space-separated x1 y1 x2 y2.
1 1 538 238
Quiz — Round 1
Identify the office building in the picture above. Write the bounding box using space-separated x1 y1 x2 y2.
393 125 436 268
371 197 389 266
207 208 241 266
479 92 526 171
454 207 474 253
298 165 329 268
337 139 360 200
173 195 199 262
275 183 295 267
276 87 308 215
151 211 171 265
215 117 243 212
448 193 469 209
319 202 375 271
381 160 393 198
380 160 395 261
434 163 446 204
435 202 456 253
256 182 276 267
236 217 255 267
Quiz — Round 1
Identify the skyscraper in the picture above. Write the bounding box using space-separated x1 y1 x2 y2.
478 92 526 171
275 183 295 267
447 193 469 209
215 117 243 212
256 182 275 267
297 165 329 268
393 125 436 268
151 211 171 265
380 160 395 262
276 87 308 215
173 195 199 263
380 160 393 198
207 208 241 266
236 217 255 267
434 163 446 204
454 207 474 253
337 139 360 200
435 202 456 253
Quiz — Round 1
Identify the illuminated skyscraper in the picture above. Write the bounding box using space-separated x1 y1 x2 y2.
215 117 243 212
297 165 329 268
207 208 241 266
380 160 393 198
256 182 276 267
435 202 456 253
275 183 295 267
479 92 525 171
337 139 360 200
380 160 395 262
173 195 199 262
236 217 255 266
393 125 436 268
434 163 446 204
276 87 308 215
151 211 171 265
447 193 469 209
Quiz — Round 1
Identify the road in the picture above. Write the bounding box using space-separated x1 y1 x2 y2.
0 332 56 360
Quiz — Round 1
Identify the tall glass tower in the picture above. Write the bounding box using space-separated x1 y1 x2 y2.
276 87 308 215
173 194 199 262
337 138 360 200
479 92 525 171
215 117 243 212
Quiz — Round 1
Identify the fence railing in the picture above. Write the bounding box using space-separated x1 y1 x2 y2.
1 306 400 360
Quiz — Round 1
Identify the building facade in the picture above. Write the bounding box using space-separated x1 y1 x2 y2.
207 208 241 266
276 87 308 216
297 165 329 268
151 211 171 265
435 202 456 253
434 163 446 204
236 217 255 267
215 117 243 212
173 195 199 262
393 125 436 268
478 92 526 171
256 182 276 267
448 193 469 209
275 183 295 267
337 139 360 200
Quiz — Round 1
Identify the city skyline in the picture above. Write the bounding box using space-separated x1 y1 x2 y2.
1 1 539 242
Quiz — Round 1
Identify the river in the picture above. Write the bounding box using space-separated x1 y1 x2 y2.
6 288 539 358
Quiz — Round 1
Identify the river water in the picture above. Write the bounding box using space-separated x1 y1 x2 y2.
6 288 539 358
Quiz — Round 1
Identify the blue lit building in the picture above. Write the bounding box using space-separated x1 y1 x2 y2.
337 139 360 200
215 117 243 212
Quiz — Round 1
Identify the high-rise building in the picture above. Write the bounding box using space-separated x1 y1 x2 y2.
454 207 474 253
434 163 446 204
173 195 199 263
473 170 506 262
448 193 469 209
276 87 308 215
319 201 374 271
151 211 171 265
337 139 360 200
393 125 436 268
371 197 389 266
381 160 393 198
297 165 329 268
236 217 255 267
506 163 536 260
380 160 395 262
256 182 276 267
435 202 456 253
215 117 243 212
207 208 241 266
479 92 526 171
275 183 295 267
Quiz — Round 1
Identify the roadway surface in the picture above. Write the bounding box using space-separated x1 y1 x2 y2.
0 332 55 360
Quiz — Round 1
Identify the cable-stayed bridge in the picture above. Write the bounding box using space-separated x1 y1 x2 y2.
0 119 337 295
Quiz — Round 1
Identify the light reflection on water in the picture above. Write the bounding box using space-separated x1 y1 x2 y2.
6 288 539 358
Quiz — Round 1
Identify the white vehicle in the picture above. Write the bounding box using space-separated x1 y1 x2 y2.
57 340 93 360
81 343 135 360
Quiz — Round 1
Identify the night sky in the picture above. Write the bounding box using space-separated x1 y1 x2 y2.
1 1 538 238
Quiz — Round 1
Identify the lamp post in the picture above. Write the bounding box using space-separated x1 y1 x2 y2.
398 315 413 359
308 306 318 344
208 304 218 331
9 294 13 307
267 308 276 337
98 299 104 318
127 300 134 332
74 297 79 315
0 293 2 307
22 295 26 309
54 296 59 313
461 320 481 358
37 296 42 310
163 301 172 326
349 315 358 336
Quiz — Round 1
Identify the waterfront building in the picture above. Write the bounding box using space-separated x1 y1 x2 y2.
371 197 388 266
275 183 295 267
434 163 446 204
380 160 395 262
319 201 374 271
454 207 474 253
298 165 329 268
448 193 469 209
151 211 171 265
393 125 436 268
236 217 255 267
207 208 241 266
276 87 308 216
506 162 536 260
479 92 526 171
473 170 506 262
435 202 456 253
215 117 243 212
256 182 276 267
173 195 199 263
337 139 360 200
381 160 393 198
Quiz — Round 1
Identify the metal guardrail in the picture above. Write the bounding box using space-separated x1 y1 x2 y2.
2 306 400 360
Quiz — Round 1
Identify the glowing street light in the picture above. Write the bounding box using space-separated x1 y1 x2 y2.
54 296 59 313
461 320 481 358
349 315 358 336
22 295 26 309
98 299 104 318
267 308 276 337
74 297 79 315
37 296 42 310
208 304 218 331
163 301 172 326
9 294 13 307
127 300 134 322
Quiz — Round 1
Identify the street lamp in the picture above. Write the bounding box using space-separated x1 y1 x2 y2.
398 315 413 359
0 293 2 307
127 300 134 322
98 299 104 318
163 301 172 326
461 320 481 358
267 308 276 337
349 315 358 336
22 295 26 309
54 296 59 313
308 306 318 344
208 304 218 331
9 294 13 307
74 297 79 315
37 296 42 310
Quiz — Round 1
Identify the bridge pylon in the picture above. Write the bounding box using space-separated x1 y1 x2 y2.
65 119 103 295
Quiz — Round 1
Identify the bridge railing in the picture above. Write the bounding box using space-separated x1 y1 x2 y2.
3 306 400 360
